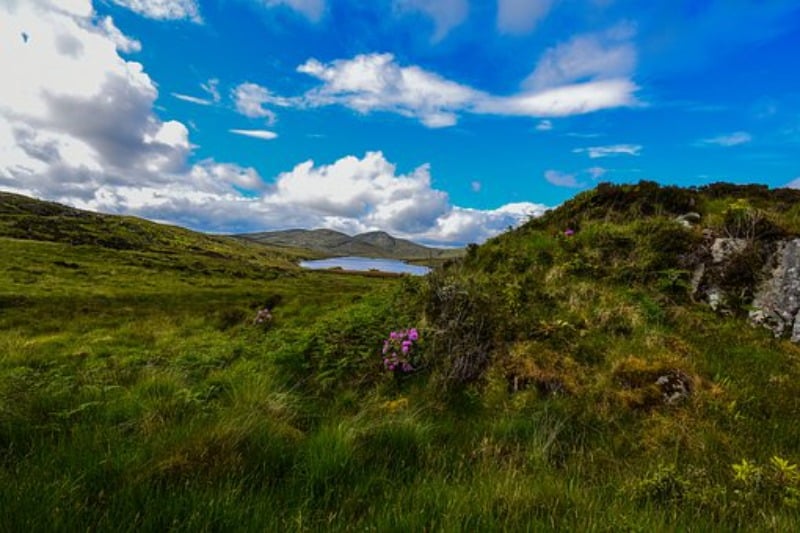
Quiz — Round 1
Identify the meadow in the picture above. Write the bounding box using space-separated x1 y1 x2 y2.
2 185 800 531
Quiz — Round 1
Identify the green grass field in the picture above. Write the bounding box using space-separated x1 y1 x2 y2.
2 185 800 531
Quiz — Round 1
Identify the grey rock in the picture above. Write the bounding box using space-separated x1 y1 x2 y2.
656 370 693 405
710 238 748 264
675 212 701 228
749 239 800 341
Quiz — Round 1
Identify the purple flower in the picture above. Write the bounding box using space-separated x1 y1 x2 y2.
564 228 575 237
402 362 414 372
390 331 399 340
408 328 419 341
401 340 411 353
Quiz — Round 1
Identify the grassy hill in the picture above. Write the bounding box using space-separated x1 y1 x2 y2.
2 184 800 530
238 227 463 260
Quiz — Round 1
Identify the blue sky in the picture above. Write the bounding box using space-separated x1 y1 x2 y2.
1 0 799 245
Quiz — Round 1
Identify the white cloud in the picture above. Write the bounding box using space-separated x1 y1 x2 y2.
787 177 800 189
394 0 469 41
201 79 221 102
98 16 141 53
0 1 253 215
233 82 297 124
536 119 553 131
544 170 583 188
697 131 752 147
587 166 607 179
573 144 642 158
0 2 547 246
229 129 278 140
477 79 638 117
172 78 221 106
297 53 639 127
299 54 479 128
172 93 214 105
263 0 325 22
109 0 202 22
497 0 555 35
524 24 637 90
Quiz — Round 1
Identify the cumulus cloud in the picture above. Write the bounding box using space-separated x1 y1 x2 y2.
573 144 642 158
0 1 547 245
497 0 555 34
394 0 469 41
297 53 639 127
109 0 202 22
262 0 325 22
697 131 752 147
0 1 254 213
229 129 278 140
787 177 800 189
536 119 553 131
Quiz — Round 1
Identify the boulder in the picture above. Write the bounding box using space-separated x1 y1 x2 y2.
749 239 800 341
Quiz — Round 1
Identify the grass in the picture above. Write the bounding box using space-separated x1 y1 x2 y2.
2 186 800 530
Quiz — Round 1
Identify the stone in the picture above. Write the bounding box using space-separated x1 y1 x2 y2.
675 212 701 228
749 239 800 341
710 238 748 264
656 370 693 405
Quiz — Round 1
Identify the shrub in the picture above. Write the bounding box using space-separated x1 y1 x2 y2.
423 269 494 388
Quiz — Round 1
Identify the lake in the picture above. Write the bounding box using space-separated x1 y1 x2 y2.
299 256 431 276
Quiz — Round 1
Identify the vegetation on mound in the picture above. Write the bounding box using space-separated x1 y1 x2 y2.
2 184 800 530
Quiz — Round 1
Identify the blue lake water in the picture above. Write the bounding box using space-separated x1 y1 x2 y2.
299 256 431 276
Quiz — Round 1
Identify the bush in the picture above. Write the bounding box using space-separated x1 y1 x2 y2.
423 269 495 388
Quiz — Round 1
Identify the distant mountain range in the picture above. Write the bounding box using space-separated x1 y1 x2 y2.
237 229 462 260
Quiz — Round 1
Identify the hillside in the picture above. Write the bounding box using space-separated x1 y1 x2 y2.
237 227 462 260
3 183 800 530
0 191 312 274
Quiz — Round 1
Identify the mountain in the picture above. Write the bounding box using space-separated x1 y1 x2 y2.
237 228 462 260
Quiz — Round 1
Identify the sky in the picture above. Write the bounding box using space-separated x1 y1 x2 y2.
1 0 799 246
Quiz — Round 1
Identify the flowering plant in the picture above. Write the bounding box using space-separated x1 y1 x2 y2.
382 328 419 373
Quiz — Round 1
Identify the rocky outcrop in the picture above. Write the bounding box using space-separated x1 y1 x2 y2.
749 239 800 342
689 232 800 341
691 235 752 312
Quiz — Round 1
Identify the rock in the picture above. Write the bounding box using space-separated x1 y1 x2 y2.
675 212 701 228
749 239 800 341
690 263 705 297
710 238 748 264
656 370 693 405
253 308 273 325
